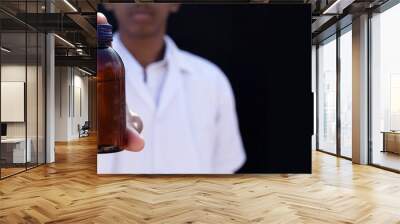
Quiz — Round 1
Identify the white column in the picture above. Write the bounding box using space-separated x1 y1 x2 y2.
45 0 56 163
54 67 73 141
46 32 55 163
352 14 369 164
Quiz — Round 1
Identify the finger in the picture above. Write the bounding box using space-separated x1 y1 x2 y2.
97 12 108 24
128 110 143 133
125 126 144 152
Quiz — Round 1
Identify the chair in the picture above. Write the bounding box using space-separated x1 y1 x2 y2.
78 121 90 138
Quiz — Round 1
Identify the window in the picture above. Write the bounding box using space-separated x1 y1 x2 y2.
0 1 46 179
317 26 353 159
339 28 352 158
370 2 400 171
317 36 337 154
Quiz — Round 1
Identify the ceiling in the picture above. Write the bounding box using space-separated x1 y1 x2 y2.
0 0 394 71
0 0 98 72
311 0 391 44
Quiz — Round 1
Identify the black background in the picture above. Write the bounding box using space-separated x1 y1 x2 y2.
99 4 313 173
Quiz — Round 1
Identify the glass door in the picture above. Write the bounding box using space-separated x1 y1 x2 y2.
1 30 28 177
370 2 400 171
339 27 352 158
26 0 47 169
0 0 47 179
317 35 337 154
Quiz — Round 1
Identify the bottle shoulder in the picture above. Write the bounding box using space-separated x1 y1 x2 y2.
98 46 120 59
97 47 125 77
97 47 124 67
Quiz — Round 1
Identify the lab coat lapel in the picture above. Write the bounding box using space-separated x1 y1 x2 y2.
157 59 181 115
113 34 156 111
126 66 156 111
156 37 186 115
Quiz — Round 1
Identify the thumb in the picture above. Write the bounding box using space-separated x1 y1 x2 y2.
124 110 144 152
125 125 144 152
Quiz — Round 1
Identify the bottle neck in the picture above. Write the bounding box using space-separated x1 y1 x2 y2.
97 24 113 48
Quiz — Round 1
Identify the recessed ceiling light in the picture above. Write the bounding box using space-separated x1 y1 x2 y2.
322 0 354 15
54 34 75 48
63 0 78 12
1 47 11 53
78 67 93 76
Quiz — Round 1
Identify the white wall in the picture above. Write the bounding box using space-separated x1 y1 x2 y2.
72 73 89 138
1 65 26 133
1 65 39 138
54 66 89 141
1 65 26 140
55 66 70 141
1 63 46 164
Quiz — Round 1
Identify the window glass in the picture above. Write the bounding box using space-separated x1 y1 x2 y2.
318 36 337 154
0 3 28 177
371 3 400 171
340 29 352 158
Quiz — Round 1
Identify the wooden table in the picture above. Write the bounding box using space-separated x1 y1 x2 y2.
382 131 400 154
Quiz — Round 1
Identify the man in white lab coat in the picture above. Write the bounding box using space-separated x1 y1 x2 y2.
97 4 246 174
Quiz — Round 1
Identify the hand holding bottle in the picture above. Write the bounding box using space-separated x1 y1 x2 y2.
126 110 144 151
97 12 144 152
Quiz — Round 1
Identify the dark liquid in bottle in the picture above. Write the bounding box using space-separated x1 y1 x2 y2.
97 24 127 154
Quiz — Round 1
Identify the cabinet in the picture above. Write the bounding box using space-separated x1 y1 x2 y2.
0 138 31 164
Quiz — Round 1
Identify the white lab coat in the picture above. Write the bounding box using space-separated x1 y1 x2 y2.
97 35 246 174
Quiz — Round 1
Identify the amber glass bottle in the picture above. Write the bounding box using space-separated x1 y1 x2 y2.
97 24 127 154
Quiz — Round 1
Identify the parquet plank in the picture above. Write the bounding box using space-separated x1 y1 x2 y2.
0 135 400 223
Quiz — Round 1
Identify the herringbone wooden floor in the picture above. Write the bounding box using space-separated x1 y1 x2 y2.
1 135 400 224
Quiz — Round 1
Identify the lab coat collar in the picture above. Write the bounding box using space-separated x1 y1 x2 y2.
112 33 190 114
164 36 194 75
113 33 192 75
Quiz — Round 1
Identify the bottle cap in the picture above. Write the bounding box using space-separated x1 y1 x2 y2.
97 24 113 43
